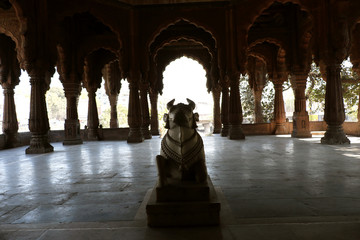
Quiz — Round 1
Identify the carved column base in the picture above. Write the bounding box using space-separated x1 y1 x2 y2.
110 119 119 129
127 127 144 143
151 128 160 136
221 124 230 137
87 128 99 141
26 133 53 154
274 123 287 135
63 119 82 145
213 126 221 134
4 132 18 149
321 125 350 145
141 127 152 139
292 112 312 138
228 125 245 140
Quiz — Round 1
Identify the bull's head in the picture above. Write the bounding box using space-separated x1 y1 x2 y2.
163 98 199 129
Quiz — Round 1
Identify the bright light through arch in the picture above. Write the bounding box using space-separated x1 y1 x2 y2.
158 56 213 134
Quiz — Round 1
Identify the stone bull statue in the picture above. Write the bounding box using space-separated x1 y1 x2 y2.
156 98 208 187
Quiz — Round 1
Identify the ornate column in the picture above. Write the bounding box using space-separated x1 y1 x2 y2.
63 81 82 145
0 35 20 149
321 64 350 144
212 84 222 134
26 69 53 154
2 86 18 148
103 61 121 128
291 72 312 138
220 82 230 137
253 89 264 123
87 87 99 140
273 78 287 134
228 73 245 139
109 94 119 128
140 82 151 139
127 75 144 143
149 88 159 136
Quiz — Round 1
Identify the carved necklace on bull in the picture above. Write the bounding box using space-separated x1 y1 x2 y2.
161 99 204 171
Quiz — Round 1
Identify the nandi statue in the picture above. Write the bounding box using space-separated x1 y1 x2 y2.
156 98 208 187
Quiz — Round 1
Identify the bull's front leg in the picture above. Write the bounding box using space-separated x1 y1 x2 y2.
156 155 168 187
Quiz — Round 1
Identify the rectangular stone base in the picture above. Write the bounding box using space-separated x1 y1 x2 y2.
156 178 210 202
146 176 220 227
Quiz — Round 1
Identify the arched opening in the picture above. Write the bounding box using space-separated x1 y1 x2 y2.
158 56 213 136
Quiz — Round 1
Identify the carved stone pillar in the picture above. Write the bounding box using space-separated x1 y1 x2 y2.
127 80 144 143
103 61 121 129
253 89 264 123
26 71 53 154
228 74 245 139
291 73 312 138
140 83 151 139
212 84 221 134
321 64 350 144
149 89 159 136
2 87 18 148
273 80 286 134
220 83 230 137
87 88 99 140
109 94 119 128
63 82 82 145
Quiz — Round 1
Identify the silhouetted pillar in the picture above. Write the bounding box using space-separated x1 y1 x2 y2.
221 83 230 137
103 61 122 129
87 87 99 140
291 73 312 138
321 64 350 144
2 86 18 148
127 78 144 143
273 79 286 134
26 70 53 154
140 83 151 139
149 89 159 136
212 84 221 134
109 94 119 128
228 74 245 139
63 82 82 145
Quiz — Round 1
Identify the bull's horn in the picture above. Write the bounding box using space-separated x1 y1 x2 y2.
167 99 175 110
186 98 195 110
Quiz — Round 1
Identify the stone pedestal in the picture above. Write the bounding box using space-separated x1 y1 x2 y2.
146 176 220 227
292 111 312 138
26 133 54 154
321 125 350 144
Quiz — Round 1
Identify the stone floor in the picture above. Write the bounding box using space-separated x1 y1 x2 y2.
0 134 360 239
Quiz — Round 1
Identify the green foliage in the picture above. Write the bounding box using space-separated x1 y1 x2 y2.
305 60 360 120
261 81 275 122
240 75 274 123
46 87 66 120
341 62 360 119
240 75 254 122
306 62 326 115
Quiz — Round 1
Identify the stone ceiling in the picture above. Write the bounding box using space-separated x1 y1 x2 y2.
114 0 228 5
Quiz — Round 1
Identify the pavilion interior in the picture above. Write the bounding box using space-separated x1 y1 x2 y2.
1 0 360 239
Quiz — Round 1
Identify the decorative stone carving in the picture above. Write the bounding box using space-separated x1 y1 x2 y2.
157 99 207 186
63 81 82 145
147 98 220 227
291 72 312 138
